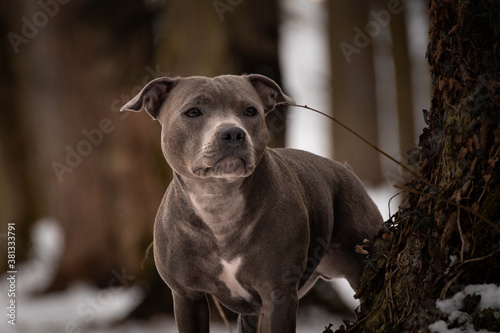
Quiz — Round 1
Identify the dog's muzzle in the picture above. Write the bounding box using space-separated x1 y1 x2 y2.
191 126 255 178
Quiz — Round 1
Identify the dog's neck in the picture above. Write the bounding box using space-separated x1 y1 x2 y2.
174 173 248 244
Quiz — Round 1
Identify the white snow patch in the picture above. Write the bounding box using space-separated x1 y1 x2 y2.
429 284 500 333
367 185 400 222
19 218 63 293
330 278 360 311
0 219 144 333
444 255 459 275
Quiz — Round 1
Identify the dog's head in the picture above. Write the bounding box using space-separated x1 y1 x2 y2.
121 74 294 179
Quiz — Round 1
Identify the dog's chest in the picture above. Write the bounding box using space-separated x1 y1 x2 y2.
188 191 251 243
186 191 259 307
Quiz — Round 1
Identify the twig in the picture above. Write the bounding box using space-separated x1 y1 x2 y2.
289 104 440 191
256 308 263 333
211 295 233 333
462 248 500 265
456 209 465 263
290 104 422 181
440 270 464 300
345 314 368 332
388 191 403 220
141 241 154 270
385 271 395 323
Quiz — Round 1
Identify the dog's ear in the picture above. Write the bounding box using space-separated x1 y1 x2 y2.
247 74 295 113
120 77 176 119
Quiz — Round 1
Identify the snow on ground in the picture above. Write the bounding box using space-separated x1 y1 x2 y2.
429 284 500 333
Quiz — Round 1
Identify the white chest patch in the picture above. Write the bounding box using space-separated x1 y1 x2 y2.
218 256 252 301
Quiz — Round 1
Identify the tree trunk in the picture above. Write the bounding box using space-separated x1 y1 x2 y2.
342 1 500 332
328 0 382 185
35 1 163 291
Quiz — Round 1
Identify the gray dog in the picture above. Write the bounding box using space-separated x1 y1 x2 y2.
121 74 382 332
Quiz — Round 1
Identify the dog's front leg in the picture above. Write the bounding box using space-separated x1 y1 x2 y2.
259 293 299 333
237 314 260 333
237 293 298 333
173 292 210 333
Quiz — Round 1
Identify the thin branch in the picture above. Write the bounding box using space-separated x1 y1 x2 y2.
456 209 465 263
140 241 154 270
462 248 500 265
289 104 438 190
256 308 263 333
440 270 464 300
211 295 233 333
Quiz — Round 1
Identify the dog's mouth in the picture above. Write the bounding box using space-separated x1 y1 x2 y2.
192 155 254 178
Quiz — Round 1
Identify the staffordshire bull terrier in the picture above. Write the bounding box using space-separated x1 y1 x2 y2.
121 74 382 332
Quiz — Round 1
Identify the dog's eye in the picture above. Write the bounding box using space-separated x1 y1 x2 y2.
244 107 258 117
184 109 203 118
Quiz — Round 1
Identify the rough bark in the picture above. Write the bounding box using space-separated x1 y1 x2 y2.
335 1 500 332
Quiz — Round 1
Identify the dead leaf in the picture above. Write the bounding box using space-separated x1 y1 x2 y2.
382 233 393 241
355 244 369 255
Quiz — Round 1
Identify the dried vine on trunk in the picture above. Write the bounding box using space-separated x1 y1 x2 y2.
336 1 500 332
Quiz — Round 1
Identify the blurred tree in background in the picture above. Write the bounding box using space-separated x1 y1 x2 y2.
328 0 382 185
328 0 418 186
0 1 38 267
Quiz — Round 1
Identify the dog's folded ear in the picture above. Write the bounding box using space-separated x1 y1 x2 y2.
120 77 176 119
247 74 296 113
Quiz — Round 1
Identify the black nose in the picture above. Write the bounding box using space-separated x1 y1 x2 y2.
219 126 246 147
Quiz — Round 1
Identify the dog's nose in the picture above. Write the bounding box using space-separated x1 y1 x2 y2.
219 126 246 147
